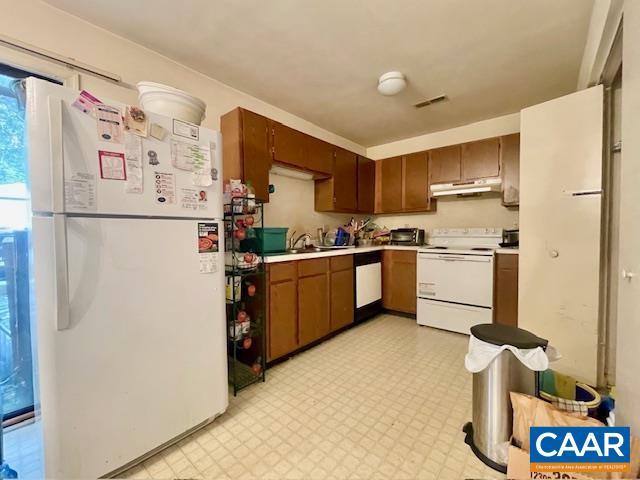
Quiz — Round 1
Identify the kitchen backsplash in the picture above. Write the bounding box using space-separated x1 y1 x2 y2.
375 194 519 231
264 173 519 238
263 173 352 236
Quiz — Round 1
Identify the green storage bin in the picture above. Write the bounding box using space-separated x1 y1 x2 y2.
254 227 288 253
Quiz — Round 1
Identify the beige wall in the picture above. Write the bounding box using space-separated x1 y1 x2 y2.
0 0 364 155
365 112 520 160
375 195 519 231
264 173 352 240
264 177 519 240
0 0 363 239
1 0 519 238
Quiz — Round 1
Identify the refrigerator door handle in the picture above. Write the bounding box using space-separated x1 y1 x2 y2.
48 96 65 213
53 213 71 330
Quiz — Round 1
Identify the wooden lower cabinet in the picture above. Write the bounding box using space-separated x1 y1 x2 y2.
267 256 354 361
268 278 298 361
298 272 330 346
382 250 417 314
330 259 354 331
494 253 519 327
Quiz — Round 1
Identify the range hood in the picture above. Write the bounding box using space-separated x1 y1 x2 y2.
431 177 502 197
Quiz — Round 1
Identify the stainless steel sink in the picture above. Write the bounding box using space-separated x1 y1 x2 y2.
286 247 324 254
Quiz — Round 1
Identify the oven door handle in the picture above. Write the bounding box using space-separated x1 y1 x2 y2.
419 254 492 262
437 255 467 261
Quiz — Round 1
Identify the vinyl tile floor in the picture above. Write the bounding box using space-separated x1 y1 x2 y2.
121 314 503 479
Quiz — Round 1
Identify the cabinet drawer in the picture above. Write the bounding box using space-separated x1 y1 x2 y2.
390 250 417 264
330 255 354 272
298 258 329 277
268 262 296 283
496 252 518 269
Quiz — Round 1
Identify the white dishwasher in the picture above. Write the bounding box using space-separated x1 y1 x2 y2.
354 251 382 322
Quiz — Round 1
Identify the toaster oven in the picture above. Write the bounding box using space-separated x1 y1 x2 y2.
390 228 425 246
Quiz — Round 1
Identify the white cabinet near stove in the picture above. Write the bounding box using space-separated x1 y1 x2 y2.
519 85 603 386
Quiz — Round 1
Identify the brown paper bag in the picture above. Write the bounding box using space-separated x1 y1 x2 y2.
509 393 640 479
510 392 603 452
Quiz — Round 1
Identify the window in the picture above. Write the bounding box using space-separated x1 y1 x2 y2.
0 64 58 422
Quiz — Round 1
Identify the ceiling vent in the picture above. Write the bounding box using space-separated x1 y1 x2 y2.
414 95 448 109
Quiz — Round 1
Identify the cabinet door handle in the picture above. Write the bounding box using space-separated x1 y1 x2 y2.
622 270 636 281
53 214 71 330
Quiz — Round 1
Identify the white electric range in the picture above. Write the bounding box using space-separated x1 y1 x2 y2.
416 228 503 334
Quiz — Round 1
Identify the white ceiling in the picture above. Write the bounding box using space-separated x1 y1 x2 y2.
44 0 594 147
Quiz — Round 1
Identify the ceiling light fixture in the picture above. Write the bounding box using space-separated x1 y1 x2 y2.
377 71 406 96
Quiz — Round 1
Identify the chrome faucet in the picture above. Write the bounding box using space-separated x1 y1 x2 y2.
289 232 312 250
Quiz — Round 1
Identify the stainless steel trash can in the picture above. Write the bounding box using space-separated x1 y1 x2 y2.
463 324 547 473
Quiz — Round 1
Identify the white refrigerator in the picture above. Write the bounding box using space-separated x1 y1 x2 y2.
25 78 228 478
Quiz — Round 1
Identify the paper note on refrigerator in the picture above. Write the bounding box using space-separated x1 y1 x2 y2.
154 171 175 204
123 106 149 137
64 173 96 211
71 90 101 116
149 123 168 141
170 140 208 169
170 140 213 187
198 222 219 274
189 144 212 187
124 134 143 193
173 118 199 140
95 104 124 144
98 150 127 180
180 187 208 211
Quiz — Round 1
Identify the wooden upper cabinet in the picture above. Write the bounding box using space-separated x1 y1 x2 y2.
429 145 462 184
333 148 358 211
379 156 403 212
461 137 500 181
220 108 271 202
357 156 375 213
305 137 333 176
272 121 307 169
241 110 271 201
403 152 430 210
501 134 520 206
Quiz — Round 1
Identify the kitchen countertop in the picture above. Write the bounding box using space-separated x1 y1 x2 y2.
263 245 519 263
495 248 519 254
263 245 419 263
